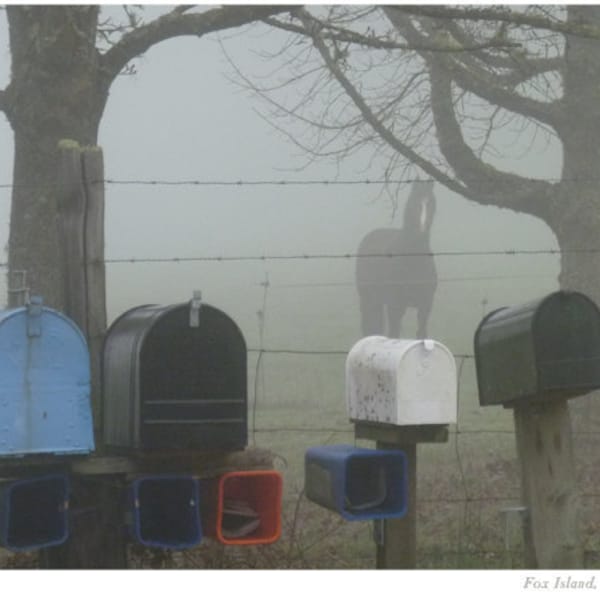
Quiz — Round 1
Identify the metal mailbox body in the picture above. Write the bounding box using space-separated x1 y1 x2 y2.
102 302 247 451
0 299 94 457
346 336 457 425
474 290 600 407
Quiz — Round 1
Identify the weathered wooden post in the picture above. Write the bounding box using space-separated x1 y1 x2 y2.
56 140 106 427
474 290 600 568
513 402 580 567
40 140 126 568
354 423 448 568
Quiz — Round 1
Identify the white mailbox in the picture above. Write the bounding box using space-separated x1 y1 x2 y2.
346 336 457 425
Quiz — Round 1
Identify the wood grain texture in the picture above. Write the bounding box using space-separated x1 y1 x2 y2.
514 400 583 568
57 145 87 332
82 147 107 429
375 441 417 569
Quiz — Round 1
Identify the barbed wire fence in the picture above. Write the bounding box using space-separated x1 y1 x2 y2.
0 176 599 568
3 174 600 189
244 345 600 569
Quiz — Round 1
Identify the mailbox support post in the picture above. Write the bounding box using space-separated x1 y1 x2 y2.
39 142 121 569
57 141 107 427
354 422 448 569
513 400 583 569
374 441 416 569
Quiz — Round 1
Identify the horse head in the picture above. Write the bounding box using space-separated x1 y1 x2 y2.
403 180 436 240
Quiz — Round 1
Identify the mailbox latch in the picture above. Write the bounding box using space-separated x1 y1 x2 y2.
189 290 202 328
26 296 43 338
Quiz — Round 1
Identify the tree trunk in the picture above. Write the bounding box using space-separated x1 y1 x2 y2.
2 7 122 569
546 7 600 440
3 6 107 310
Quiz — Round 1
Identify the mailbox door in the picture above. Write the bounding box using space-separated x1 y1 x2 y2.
474 304 538 406
0 306 94 456
396 341 457 424
139 304 247 450
534 291 600 395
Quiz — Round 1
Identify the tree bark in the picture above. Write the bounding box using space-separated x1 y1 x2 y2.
4 6 107 309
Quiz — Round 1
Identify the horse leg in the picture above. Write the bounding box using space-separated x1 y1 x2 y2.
416 291 434 339
386 299 407 339
358 286 385 336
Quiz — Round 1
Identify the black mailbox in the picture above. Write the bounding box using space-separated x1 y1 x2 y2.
474 290 600 407
102 297 247 451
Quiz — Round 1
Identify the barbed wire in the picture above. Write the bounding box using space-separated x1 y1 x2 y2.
0 177 423 190
104 177 443 187
253 425 600 436
267 273 557 288
22 247 569 268
249 348 476 359
0 175 566 190
1 175 600 190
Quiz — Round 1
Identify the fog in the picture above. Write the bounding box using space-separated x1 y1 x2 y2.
0 7 563 361
0 5 578 571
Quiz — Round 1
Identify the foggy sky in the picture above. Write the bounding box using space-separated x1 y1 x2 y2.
0 6 561 353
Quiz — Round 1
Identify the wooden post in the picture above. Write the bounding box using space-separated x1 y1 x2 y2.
375 441 417 569
40 141 123 569
57 141 106 427
354 422 448 569
56 141 88 330
81 147 107 430
513 400 583 568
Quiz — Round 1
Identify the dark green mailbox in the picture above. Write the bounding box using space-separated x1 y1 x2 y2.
474 290 600 407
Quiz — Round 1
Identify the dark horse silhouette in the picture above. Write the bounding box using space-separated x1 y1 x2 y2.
356 181 437 338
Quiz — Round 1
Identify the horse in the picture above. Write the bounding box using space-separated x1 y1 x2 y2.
356 180 437 338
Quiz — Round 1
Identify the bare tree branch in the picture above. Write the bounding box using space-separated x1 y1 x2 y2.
384 9 561 128
171 6 193 17
391 5 600 41
296 9 470 199
439 55 559 126
428 59 556 220
263 14 520 53
439 20 564 85
100 5 294 84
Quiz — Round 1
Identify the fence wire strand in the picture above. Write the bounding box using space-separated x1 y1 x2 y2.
0 175 579 190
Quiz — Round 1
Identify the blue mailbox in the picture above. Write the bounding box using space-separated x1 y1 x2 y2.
305 445 408 521
0 297 94 457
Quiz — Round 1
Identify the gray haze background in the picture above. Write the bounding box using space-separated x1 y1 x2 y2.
0 5 572 572
0 5 561 358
